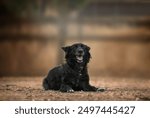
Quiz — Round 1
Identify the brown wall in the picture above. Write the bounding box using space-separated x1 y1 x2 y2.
0 19 150 77
0 40 58 76
86 41 150 77
0 39 150 77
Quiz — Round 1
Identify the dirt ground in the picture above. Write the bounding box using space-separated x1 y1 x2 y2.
0 76 150 101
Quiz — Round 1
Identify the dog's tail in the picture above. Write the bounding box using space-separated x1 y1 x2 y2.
42 78 49 90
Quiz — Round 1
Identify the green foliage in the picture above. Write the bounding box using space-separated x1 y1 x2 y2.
2 0 90 16
52 0 89 8
3 0 38 16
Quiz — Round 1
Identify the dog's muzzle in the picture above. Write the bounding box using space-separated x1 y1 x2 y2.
76 49 84 63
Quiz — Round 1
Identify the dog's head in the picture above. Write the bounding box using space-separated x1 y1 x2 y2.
62 43 91 64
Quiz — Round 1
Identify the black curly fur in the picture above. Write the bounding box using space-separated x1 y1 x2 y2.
42 43 99 92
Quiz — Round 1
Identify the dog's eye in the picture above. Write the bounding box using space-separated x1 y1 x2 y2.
75 45 78 47
80 45 83 48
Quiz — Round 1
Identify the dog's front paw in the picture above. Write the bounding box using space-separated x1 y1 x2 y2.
97 87 105 92
67 89 74 93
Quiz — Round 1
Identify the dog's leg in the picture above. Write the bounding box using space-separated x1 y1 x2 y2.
82 82 105 92
85 85 105 92
42 78 49 90
87 85 105 92
83 84 97 91
97 87 105 92
59 84 74 93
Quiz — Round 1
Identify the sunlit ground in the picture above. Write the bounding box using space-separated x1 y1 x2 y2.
0 76 150 101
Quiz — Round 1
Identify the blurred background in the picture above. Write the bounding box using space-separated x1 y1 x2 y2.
0 0 150 78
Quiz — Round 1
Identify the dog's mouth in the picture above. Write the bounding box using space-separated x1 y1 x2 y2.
76 55 83 63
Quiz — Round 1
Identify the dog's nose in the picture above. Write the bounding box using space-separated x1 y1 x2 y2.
78 49 83 54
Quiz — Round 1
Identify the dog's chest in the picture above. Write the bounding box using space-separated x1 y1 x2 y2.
78 69 82 76
63 64 87 86
66 70 86 87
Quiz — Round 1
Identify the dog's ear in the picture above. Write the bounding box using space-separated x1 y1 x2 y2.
62 46 70 53
84 45 91 59
86 46 90 51
84 45 90 51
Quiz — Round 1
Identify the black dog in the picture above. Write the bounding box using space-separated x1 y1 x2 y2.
43 43 104 92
